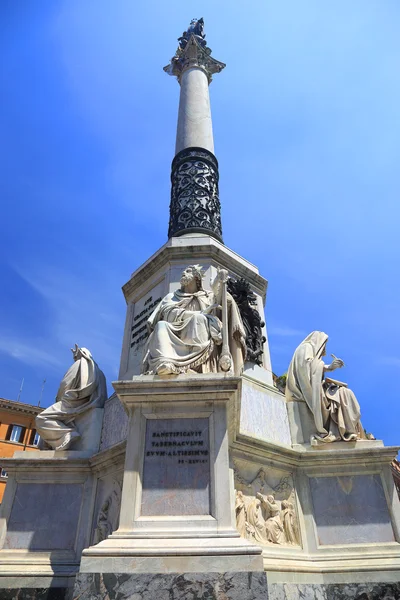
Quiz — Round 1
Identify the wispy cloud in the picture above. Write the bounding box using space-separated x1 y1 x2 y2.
11 261 124 377
268 326 306 337
0 336 63 369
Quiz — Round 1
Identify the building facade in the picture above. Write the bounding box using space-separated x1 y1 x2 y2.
0 398 42 502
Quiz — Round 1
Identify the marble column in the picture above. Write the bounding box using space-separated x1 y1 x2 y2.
175 66 214 154
164 25 226 241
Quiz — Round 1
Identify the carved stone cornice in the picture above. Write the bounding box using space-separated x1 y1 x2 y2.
163 35 226 83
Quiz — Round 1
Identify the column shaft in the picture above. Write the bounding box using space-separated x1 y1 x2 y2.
175 67 214 154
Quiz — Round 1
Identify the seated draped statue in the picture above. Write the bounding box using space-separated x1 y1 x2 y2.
285 331 366 443
142 265 246 376
36 345 107 451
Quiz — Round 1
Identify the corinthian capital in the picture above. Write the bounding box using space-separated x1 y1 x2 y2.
164 32 225 83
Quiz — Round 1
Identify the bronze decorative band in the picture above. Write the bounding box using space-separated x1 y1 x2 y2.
168 146 223 242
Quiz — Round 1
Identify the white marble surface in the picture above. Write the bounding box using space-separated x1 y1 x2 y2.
176 67 214 154
240 379 291 447
99 395 128 452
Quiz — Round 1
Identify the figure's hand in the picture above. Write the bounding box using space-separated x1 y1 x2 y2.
217 267 229 283
203 303 222 315
326 353 345 371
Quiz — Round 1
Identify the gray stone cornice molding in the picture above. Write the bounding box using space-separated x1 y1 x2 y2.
0 398 42 416
164 35 226 84
121 237 268 303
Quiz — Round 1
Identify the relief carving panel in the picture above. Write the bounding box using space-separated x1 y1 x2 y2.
234 462 301 547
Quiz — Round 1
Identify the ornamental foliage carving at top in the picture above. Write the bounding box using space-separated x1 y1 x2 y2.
234 463 301 547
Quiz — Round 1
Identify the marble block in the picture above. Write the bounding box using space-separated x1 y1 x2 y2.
309 474 395 545
287 399 316 445
141 417 210 516
240 379 291 447
3 483 83 550
99 394 128 451
74 571 269 600
73 407 104 452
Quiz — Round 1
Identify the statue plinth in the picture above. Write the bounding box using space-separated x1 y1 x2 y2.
77 375 265 584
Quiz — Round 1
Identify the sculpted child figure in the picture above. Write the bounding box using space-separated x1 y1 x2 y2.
286 331 366 444
142 265 246 376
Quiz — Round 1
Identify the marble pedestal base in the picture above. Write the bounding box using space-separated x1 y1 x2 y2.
74 571 269 600
78 374 265 595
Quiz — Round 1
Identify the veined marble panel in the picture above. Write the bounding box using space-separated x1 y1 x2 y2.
99 395 128 452
4 483 83 551
309 474 395 545
240 379 291 446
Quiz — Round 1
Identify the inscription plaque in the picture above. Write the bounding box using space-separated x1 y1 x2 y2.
141 417 210 516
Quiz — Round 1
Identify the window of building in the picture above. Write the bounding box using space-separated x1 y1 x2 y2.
32 431 40 446
0 469 8 479
7 425 24 443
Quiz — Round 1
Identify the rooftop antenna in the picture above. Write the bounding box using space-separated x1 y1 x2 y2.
17 377 24 402
38 378 46 407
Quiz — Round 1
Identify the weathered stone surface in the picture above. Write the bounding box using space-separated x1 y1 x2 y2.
268 582 400 600
99 395 128 452
240 380 291 446
141 417 210 516
4 483 83 550
74 571 268 599
309 474 394 545
0 590 68 600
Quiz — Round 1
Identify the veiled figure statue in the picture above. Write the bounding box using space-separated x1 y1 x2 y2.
142 265 246 376
36 345 107 451
286 331 366 443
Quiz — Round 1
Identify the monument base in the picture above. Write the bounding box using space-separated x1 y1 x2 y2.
80 535 263 573
74 570 268 600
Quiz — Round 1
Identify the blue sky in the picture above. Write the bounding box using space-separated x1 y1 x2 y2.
1 1 399 445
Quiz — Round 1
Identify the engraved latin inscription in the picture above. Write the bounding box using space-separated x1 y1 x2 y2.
131 295 162 348
141 417 210 516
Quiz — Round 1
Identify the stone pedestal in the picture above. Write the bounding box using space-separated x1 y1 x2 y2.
76 374 266 598
0 451 94 596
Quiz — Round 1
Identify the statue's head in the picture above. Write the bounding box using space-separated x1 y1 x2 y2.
180 265 204 291
71 344 93 362
71 344 82 361
281 500 289 509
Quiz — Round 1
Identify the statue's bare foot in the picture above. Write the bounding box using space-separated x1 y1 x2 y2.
55 430 81 451
156 363 178 375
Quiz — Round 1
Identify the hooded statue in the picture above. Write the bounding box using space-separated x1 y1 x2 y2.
142 265 246 376
36 346 107 451
285 331 365 443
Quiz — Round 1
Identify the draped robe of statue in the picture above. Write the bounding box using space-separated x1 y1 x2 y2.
285 331 364 443
281 501 299 545
142 287 246 376
235 491 247 538
258 494 286 545
36 348 107 450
